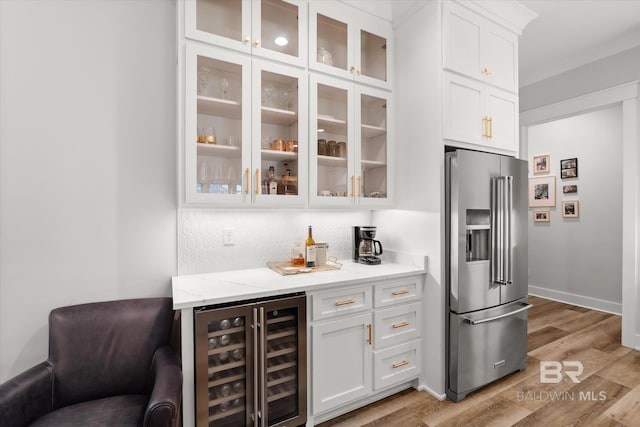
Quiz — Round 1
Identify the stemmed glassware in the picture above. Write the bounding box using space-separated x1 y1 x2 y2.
197 66 210 96
219 77 230 100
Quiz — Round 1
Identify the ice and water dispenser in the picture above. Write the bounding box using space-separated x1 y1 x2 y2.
466 209 490 262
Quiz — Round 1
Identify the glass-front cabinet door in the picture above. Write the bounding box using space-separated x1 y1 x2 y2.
185 0 306 68
310 74 392 208
309 1 392 90
309 74 355 207
251 60 307 206
355 86 392 207
185 44 252 205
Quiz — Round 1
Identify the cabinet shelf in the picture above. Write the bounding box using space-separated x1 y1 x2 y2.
361 160 386 170
209 360 246 374
208 404 245 422
318 155 347 167
261 149 298 162
197 95 241 119
262 106 297 126
197 143 241 158
361 124 386 139
267 329 296 341
318 116 347 134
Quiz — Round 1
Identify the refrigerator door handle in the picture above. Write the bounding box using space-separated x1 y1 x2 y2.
463 302 532 325
505 176 513 285
490 178 504 284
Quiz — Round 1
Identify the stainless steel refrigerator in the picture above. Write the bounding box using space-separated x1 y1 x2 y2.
445 148 532 402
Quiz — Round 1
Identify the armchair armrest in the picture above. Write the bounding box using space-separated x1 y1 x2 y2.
143 345 182 427
0 361 54 427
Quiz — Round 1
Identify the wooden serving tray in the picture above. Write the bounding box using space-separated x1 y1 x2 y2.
267 257 342 275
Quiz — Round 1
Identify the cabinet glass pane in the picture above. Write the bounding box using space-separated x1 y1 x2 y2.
360 30 387 82
316 14 348 72
360 94 387 199
260 70 300 196
196 55 243 196
265 307 300 425
196 0 242 42
206 315 249 427
317 84 348 197
261 0 299 58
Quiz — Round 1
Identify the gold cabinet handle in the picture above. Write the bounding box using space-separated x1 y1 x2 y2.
392 289 409 296
488 117 493 139
482 116 488 138
392 360 409 369
367 323 373 345
357 176 362 197
244 168 250 194
335 299 355 306
244 36 251 44
255 168 260 195
254 39 260 46
356 67 361 75
392 321 410 329
482 67 492 75
350 65 356 73
350 176 355 198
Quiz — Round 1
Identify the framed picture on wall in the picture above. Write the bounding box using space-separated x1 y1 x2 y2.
562 200 579 218
533 154 550 174
561 158 578 179
533 210 550 223
563 185 578 194
528 176 556 207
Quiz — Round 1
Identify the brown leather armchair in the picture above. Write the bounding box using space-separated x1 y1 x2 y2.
0 298 182 427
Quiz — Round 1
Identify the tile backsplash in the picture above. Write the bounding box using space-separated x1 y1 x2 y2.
178 209 372 274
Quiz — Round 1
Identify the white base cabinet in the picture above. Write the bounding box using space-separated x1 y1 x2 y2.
309 275 424 419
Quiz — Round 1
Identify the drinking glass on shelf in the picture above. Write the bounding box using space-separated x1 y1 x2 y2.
262 85 274 107
219 77 230 100
198 161 209 193
197 66 210 96
205 127 216 144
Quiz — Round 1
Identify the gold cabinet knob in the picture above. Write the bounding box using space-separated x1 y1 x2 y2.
482 67 493 75
254 39 260 46
244 36 250 44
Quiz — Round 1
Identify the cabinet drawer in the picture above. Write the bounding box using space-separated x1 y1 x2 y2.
374 277 422 308
374 340 421 390
312 286 372 321
374 302 421 349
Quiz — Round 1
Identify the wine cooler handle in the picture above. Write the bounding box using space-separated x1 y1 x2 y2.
253 307 259 427
259 306 266 427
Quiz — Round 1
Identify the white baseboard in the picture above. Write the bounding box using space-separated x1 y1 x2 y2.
635 334 640 351
416 384 446 401
529 285 622 315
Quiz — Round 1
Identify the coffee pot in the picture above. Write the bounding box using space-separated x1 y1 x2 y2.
353 226 383 265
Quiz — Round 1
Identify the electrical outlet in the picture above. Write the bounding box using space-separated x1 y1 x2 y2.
223 227 234 246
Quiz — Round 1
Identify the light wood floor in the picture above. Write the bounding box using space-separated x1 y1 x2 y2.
318 296 640 426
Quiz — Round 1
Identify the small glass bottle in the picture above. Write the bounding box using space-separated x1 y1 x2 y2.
264 165 278 195
291 242 305 267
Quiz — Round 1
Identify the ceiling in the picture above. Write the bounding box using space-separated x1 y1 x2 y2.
518 0 640 87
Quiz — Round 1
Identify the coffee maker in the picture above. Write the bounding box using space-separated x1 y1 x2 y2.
353 226 383 265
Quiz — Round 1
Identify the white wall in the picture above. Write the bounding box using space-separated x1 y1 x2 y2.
0 0 177 381
178 209 370 274
520 46 640 112
526 106 623 312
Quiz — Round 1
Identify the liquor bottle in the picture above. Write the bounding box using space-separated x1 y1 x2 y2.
264 165 278 195
305 225 316 268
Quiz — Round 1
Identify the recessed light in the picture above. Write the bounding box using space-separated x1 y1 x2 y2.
274 36 288 47
317 128 325 133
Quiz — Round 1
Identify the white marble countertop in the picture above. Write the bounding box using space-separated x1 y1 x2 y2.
172 252 427 309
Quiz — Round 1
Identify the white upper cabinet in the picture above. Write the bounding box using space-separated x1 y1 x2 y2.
309 74 393 208
185 0 308 68
309 1 393 90
183 44 307 206
442 1 518 93
443 72 518 153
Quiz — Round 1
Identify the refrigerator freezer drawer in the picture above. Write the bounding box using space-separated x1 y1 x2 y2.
448 299 530 401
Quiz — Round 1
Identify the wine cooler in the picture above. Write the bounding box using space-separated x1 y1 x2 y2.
194 293 307 427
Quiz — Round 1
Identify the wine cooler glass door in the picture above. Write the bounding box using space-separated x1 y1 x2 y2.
195 305 254 427
260 295 307 427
